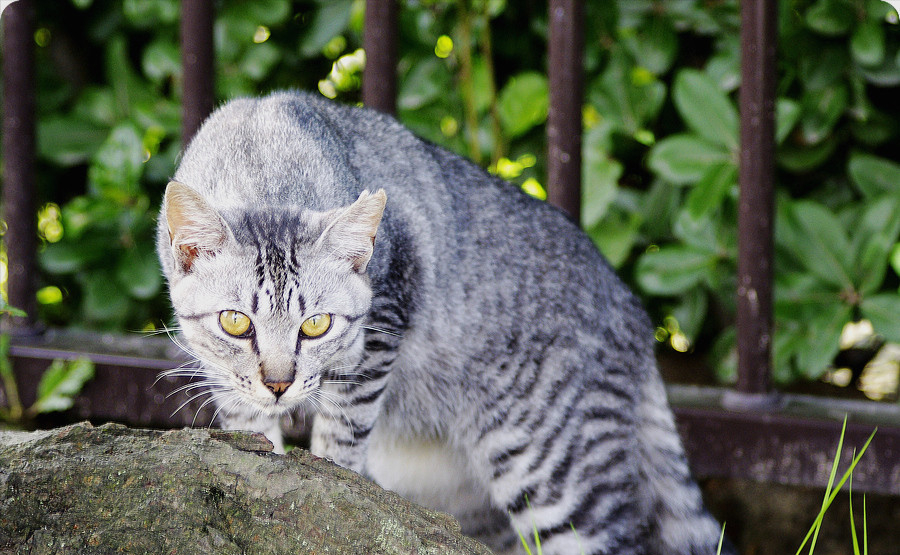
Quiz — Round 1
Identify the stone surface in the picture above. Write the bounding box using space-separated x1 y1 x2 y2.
0 422 493 554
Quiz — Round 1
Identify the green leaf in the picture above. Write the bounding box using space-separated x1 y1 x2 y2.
39 238 110 274
847 152 900 198
851 196 900 295
859 50 900 86
498 72 549 138
806 0 855 36
635 245 717 296
798 44 848 90
60 197 122 240
685 163 737 221
298 0 353 58
782 200 854 290
88 123 145 200
850 19 885 67
36 116 108 166
775 98 801 145
106 36 155 115
711 327 738 383
795 303 852 380
669 287 709 343
0 298 27 318
672 69 738 150
591 48 666 136
891 243 900 280
116 245 163 300
142 39 181 82
620 17 678 75
705 36 741 92
585 209 642 269
72 87 119 127
32 358 95 414
123 0 178 28
799 84 848 145
777 135 837 173
861 293 900 343
581 126 623 228
233 0 291 26
647 134 731 185
398 57 447 111
80 272 131 322
673 207 724 255
773 320 808 383
240 42 282 81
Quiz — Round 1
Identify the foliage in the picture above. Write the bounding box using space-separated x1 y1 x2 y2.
10 0 900 384
0 304 94 426
794 416 875 555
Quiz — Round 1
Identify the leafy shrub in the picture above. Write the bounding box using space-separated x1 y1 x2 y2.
10 0 900 384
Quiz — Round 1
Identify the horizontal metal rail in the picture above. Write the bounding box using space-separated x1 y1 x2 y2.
7 335 900 494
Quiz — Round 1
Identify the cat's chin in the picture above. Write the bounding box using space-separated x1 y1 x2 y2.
241 393 310 418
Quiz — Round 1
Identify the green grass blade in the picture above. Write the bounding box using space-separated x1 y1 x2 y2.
717 522 726 555
850 473 860 555
516 525 534 555
795 418 876 555
801 416 847 555
863 494 868 555
530 498 542 554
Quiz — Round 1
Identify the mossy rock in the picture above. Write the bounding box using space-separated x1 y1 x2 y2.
0 422 493 554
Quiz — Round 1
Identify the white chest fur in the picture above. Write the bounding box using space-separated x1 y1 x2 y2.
365 424 491 518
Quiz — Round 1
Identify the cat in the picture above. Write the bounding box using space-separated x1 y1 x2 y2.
157 91 731 555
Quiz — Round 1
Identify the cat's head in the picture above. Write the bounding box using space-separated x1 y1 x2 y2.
159 181 386 416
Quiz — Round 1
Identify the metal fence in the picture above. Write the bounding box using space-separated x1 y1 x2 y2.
3 0 900 495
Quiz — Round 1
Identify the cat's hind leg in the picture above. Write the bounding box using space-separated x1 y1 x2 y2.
475 351 648 555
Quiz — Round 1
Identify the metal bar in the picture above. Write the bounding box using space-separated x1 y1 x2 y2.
1 0 38 330
675 405 899 495
546 0 583 223
11 333 900 494
180 0 215 147
736 0 777 394
362 0 398 115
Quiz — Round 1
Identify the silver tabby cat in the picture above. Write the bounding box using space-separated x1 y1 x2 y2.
157 91 730 555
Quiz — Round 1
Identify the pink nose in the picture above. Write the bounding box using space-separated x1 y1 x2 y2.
265 381 293 398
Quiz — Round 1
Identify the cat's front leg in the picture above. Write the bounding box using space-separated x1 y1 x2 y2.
309 369 389 475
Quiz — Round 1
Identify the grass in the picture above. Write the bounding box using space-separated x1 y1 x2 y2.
512 415 875 555
795 416 876 555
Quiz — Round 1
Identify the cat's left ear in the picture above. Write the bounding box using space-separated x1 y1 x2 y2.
163 181 232 274
317 189 386 273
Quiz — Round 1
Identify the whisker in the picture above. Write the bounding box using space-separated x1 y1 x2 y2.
171 388 219 418
208 394 245 428
166 378 231 399
194 391 235 427
362 325 402 337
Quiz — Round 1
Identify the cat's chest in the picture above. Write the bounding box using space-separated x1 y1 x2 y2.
365 423 488 515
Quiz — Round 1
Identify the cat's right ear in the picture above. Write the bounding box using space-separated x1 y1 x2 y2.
163 181 230 274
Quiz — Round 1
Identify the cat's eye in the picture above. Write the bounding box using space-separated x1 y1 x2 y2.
300 313 332 338
219 310 253 337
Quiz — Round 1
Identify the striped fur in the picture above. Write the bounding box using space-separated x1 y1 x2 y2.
157 92 732 554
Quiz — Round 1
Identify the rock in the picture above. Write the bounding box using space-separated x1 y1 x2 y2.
0 422 494 555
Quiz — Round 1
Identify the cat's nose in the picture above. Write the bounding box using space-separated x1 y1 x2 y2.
265 380 293 399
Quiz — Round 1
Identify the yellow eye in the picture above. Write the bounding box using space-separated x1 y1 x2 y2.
300 313 332 338
219 310 253 337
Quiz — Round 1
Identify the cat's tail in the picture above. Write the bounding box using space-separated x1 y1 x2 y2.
636 374 736 555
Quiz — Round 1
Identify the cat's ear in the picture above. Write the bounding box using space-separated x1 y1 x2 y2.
163 181 231 273
317 189 387 273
